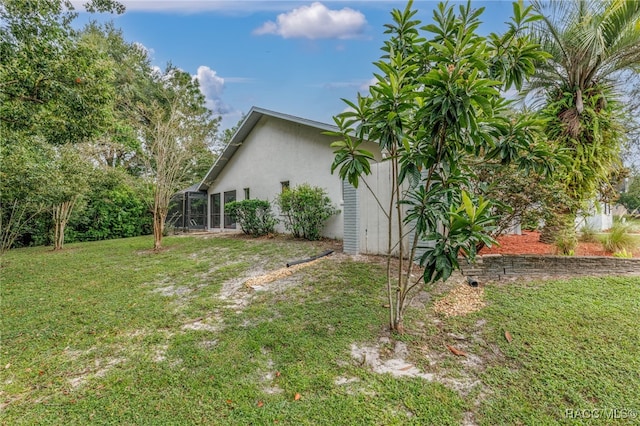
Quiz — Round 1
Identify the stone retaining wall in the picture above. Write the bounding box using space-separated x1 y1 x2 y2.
460 254 640 282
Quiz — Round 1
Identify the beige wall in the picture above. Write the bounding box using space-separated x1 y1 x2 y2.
207 116 347 238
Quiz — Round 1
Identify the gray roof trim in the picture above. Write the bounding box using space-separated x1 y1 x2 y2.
176 183 204 194
197 106 338 191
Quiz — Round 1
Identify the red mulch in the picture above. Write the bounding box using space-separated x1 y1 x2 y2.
479 231 614 257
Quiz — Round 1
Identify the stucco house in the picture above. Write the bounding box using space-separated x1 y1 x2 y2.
194 106 613 259
196 106 381 244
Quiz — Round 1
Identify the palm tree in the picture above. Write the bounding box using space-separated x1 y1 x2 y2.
526 0 640 242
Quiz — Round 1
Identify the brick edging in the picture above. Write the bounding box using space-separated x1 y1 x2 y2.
459 254 640 282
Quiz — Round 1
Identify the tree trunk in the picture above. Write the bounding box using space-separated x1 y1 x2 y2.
539 212 574 244
52 198 76 250
539 220 562 244
0 200 44 253
153 211 165 250
152 191 168 251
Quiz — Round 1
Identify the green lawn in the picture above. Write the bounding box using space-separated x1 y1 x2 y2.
2 235 639 424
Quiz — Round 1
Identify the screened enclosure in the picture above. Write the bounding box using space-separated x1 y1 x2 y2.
167 184 208 232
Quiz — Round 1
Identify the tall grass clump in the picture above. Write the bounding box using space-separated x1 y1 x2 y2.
555 228 577 255
578 224 598 243
602 223 637 253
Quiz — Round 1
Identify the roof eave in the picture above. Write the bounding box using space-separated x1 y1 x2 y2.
197 106 338 191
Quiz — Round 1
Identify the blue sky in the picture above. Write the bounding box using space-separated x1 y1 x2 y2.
77 1 520 131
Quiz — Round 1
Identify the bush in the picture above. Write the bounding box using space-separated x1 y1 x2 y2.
276 184 339 241
618 175 640 212
225 199 278 237
578 224 598 243
554 228 577 255
612 248 633 258
67 170 152 242
602 223 637 253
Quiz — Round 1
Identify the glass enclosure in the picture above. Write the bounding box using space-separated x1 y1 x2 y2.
167 187 208 232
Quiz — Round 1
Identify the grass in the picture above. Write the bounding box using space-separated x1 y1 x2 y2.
577 224 599 243
474 278 639 425
601 223 639 254
2 235 639 424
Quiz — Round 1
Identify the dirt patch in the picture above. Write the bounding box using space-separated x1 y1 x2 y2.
152 345 169 362
258 351 284 395
67 357 126 389
334 376 360 386
351 337 434 380
432 283 485 317
153 285 193 297
199 340 218 350
182 314 222 332
219 276 254 313
219 257 329 313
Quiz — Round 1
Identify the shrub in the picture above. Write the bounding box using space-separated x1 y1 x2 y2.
602 223 637 253
66 169 152 243
612 249 633 258
225 199 278 237
276 184 339 241
578 224 598 243
554 228 577 255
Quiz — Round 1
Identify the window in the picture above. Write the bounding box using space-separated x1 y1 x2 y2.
224 190 237 229
281 181 290 193
244 187 250 200
210 193 221 228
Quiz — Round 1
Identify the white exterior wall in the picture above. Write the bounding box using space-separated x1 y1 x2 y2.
207 116 344 238
576 202 613 231
357 161 411 256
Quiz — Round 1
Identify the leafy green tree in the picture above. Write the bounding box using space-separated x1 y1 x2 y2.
217 114 245 149
472 163 565 235
0 0 124 141
135 66 219 250
74 22 153 175
330 1 550 332
48 146 91 250
0 0 124 250
0 137 50 252
619 173 640 212
526 0 640 239
66 168 152 242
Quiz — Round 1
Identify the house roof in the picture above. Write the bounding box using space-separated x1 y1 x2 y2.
174 183 202 194
197 106 338 191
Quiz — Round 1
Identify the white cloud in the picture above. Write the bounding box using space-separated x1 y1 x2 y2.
341 105 356 114
132 41 154 57
253 2 367 39
194 65 231 114
359 77 377 92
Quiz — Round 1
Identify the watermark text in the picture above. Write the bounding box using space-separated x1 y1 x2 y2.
565 408 638 420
